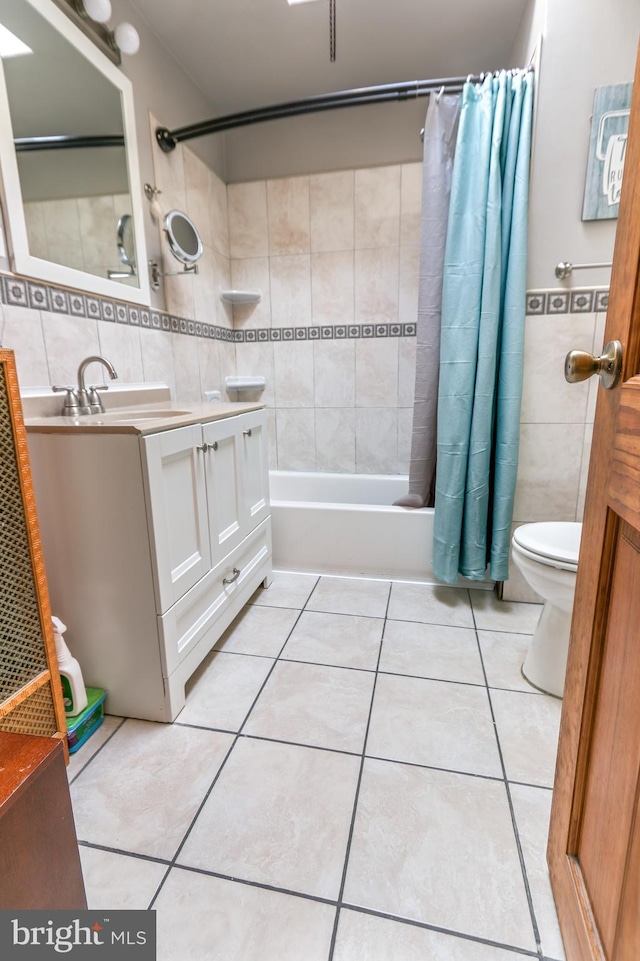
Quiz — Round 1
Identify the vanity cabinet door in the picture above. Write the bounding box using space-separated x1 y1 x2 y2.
202 410 270 567
202 417 244 567
142 424 212 613
237 410 270 533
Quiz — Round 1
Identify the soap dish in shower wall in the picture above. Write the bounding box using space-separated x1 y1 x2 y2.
219 289 262 305
224 376 266 393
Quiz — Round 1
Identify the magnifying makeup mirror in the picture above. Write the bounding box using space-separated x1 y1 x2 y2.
164 209 203 266
148 208 203 291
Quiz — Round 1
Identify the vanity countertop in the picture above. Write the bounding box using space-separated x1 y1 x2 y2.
24 400 266 435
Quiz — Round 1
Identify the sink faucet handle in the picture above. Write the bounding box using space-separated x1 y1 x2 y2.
87 384 110 414
52 385 85 417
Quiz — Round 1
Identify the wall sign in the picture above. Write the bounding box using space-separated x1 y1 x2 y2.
582 82 632 221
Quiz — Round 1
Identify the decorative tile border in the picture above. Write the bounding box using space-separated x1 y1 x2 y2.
526 288 609 316
0 274 609 344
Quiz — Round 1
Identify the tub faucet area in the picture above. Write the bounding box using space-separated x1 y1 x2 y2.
52 355 118 416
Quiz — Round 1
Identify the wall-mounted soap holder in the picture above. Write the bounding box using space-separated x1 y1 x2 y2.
219 289 262 305
224 376 266 395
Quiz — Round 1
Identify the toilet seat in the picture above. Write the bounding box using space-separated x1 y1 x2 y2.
512 522 581 572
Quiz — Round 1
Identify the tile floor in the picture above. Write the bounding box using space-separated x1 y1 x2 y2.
67 572 565 961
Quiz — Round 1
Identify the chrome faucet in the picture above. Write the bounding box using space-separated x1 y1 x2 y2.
52 355 118 416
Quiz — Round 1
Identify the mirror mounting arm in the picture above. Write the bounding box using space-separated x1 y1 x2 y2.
148 261 198 291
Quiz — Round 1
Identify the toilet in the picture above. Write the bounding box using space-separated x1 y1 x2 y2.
511 522 582 698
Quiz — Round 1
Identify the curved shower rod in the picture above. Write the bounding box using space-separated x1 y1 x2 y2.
155 70 532 153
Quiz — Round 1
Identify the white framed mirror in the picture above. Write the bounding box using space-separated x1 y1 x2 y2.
0 0 150 305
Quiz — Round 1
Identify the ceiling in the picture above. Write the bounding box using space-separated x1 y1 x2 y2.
128 0 530 117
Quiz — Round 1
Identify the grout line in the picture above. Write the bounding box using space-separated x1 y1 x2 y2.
67 716 128 786
327 580 393 961
146 603 308 911
340 903 539 958
78 839 171 866
469 589 545 960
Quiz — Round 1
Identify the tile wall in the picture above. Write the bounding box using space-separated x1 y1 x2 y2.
227 165 421 473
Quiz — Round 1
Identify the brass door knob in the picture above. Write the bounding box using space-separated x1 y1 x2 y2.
564 340 622 390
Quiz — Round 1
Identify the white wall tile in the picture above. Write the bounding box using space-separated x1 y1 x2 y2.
97 322 144 384
400 163 423 246
316 408 356 473
184 147 213 249
1 307 50 386
235 342 275 407
276 409 316 470
198 339 223 398
399 245 420 327
513 422 584 522
356 408 398 474
520 315 594 424
274 341 314 408
397 408 413 473
355 248 400 325
356 339 399 407
209 169 230 259
270 255 312 327
576 424 593 523
310 171 354 253
41 311 100 385
228 181 269 259
314 340 355 408
172 332 202 404
355 166 401 250
231 258 271 329
311 251 354 327
267 177 310 255
398 337 417 408
139 328 177 399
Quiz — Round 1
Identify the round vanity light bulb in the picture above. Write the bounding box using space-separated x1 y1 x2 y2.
82 0 112 24
113 22 140 55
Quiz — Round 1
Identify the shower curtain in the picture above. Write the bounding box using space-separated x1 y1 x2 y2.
432 69 534 584
394 92 460 509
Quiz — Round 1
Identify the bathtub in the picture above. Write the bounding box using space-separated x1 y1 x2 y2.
269 470 436 582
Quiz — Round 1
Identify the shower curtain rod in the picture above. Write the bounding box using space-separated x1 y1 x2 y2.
14 135 125 153
155 70 530 153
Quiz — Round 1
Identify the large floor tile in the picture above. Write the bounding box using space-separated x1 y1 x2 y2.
471 592 542 634
281 610 383 670
380 620 484 685
248 571 319 609
511 784 566 961
178 738 360 898
478 630 541 694
306 575 390 617
387 583 475 628
343 759 536 952
244 660 374 752
367 673 502 777
67 715 124 783
79 847 167 910
214 604 300 656
491 689 562 788
155 868 336 961
334 909 535 960
177 651 274 731
71 720 234 859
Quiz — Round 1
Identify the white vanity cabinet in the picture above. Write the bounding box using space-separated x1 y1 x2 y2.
26 406 272 722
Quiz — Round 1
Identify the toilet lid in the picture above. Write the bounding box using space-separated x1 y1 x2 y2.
512 522 582 567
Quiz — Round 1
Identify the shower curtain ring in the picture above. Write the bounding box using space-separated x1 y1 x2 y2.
435 85 445 103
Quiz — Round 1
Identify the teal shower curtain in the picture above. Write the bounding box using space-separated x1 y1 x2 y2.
432 70 534 585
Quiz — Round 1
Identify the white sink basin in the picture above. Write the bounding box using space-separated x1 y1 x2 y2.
98 408 191 421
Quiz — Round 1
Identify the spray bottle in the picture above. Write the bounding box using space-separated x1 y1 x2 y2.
52 616 88 717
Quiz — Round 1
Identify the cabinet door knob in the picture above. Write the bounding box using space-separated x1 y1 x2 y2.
223 567 241 585
209 441 218 451
243 428 252 437
195 443 208 452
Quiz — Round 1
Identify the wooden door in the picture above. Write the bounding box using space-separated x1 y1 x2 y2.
548 43 640 960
